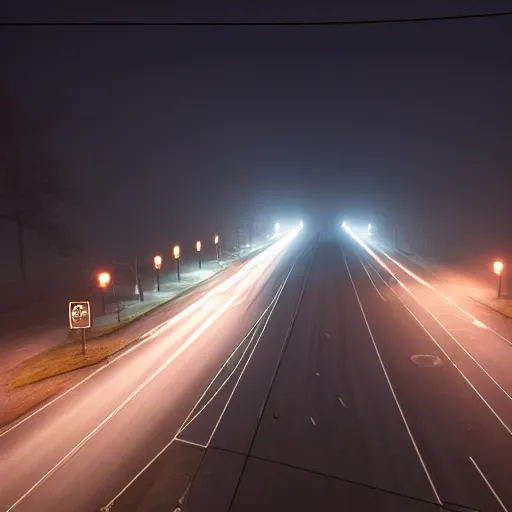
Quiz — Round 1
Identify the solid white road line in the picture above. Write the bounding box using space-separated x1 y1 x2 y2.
338 396 346 408
177 321 262 435
174 437 206 448
310 417 316 427
205 275 290 447
380 249 512 347
1 241 292 439
359 258 387 302
0 287 211 439
365 260 512 437
177 279 287 435
352 234 512 405
342 250 442 505
174 438 207 450
100 241 311 511
6 294 239 512
469 456 509 512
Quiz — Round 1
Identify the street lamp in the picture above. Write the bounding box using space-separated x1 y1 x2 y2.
214 234 220 262
97 271 114 318
196 241 202 270
275 222 280 233
97 271 111 288
173 245 181 282
299 221 304 229
153 255 162 292
494 260 504 298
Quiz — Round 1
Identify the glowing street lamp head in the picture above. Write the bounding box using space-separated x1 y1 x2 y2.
494 260 504 276
196 241 202 252
173 245 180 259
299 221 304 229
97 271 111 288
214 234 219 245
342 221 347 228
275 222 280 232
153 255 162 269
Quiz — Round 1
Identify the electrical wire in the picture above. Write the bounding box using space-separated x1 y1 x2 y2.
1 11 512 27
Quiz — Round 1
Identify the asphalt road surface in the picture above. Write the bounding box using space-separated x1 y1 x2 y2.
1 228 511 512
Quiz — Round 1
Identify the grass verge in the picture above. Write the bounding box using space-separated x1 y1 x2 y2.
1 245 270 428
7 336 134 389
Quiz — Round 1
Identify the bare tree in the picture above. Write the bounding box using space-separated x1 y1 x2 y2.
0 90 76 280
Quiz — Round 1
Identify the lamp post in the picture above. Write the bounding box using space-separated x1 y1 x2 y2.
214 234 220 262
153 255 162 292
173 245 181 282
196 241 202 270
494 260 504 298
97 271 111 315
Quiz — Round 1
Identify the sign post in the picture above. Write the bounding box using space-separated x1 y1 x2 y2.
69 301 91 354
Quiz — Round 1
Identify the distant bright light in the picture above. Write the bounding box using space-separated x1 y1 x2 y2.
275 222 280 232
367 223 373 236
342 221 347 228
98 271 111 288
494 260 504 276
196 241 202 252
173 245 180 259
299 221 304 229
153 255 162 269
214 234 219 245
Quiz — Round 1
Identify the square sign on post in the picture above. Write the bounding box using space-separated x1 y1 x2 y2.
69 301 91 329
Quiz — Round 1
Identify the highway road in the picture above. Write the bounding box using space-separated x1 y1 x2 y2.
1 227 511 511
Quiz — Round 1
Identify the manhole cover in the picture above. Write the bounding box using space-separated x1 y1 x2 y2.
410 354 443 368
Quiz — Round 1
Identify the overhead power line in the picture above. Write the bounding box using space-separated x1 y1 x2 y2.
1 10 512 27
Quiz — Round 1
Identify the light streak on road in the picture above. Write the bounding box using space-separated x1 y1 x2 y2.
6 291 240 512
0 232 298 440
100 233 307 512
377 249 512 346
343 226 512 432
342 250 442 505
344 224 511 345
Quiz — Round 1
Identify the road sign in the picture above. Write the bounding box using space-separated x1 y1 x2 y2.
69 301 91 329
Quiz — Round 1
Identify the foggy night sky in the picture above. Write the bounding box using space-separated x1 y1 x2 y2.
2 0 512 279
